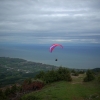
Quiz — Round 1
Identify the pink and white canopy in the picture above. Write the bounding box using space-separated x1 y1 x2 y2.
49 44 63 52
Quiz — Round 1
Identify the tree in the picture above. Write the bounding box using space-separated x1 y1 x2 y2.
35 71 45 80
73 71 79 76
84 70 95 82
57 67 72 81
71 69 76 73
44 70 57 83
34 67 72 84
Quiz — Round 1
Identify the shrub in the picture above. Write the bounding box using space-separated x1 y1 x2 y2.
97 76 100 83
35 67 72 84
72 72 79 76
83 70 95 82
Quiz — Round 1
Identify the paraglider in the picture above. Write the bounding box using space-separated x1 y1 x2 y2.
55 59 58 61
49 44 63 53
49 44 63 61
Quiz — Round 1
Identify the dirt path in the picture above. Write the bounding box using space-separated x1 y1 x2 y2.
71 74 85 84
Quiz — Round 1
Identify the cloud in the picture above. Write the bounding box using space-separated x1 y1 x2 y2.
0 0 100 44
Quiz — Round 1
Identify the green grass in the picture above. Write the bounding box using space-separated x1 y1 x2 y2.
21 74 100 100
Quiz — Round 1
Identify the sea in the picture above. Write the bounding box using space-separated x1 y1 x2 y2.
0 43 100 69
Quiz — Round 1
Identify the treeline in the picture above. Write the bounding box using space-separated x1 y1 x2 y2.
35 67 72 83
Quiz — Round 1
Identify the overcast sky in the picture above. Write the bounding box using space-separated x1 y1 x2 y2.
0 0 100 45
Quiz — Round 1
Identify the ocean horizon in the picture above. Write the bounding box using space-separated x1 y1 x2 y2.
0 43 100 69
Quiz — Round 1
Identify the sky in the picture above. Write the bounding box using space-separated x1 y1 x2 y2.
0 0 100 45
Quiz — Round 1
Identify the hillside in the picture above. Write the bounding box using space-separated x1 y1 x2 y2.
92 68 100 72
0 57 57 87
0 57 100 100
21 74 100 100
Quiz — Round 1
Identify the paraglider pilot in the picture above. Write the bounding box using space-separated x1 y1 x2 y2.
55 59 58 61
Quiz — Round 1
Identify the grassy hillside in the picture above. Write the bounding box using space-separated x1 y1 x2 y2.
21 74 100 100
0 57 100 100
0 57 57 87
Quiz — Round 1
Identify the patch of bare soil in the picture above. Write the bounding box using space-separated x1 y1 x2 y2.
71 74 85 84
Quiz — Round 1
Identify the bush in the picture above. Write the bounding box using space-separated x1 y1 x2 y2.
97 76 100 83
83 70 95 82
35 67 72 83
72 72 79 76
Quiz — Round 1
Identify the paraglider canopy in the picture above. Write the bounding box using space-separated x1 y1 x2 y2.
49 44 63 52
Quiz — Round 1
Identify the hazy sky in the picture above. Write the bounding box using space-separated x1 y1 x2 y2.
0 0 100 45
